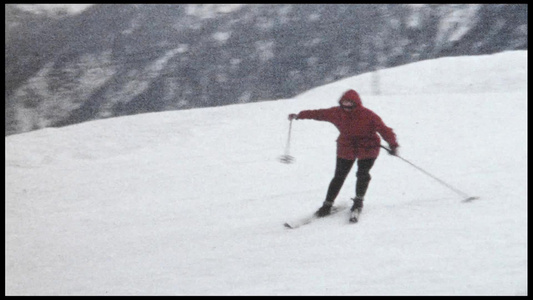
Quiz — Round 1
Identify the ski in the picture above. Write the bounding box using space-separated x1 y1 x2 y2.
283 217 314 229
284 206 348 229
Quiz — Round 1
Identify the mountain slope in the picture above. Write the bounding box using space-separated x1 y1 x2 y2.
5 4 528 136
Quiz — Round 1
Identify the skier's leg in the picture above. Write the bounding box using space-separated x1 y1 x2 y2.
324 157 355 204
316 157 355 217
355 158 376 199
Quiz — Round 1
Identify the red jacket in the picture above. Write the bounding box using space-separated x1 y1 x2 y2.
297 90 399 160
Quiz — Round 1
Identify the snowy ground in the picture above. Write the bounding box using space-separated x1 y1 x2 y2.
5 51 527 295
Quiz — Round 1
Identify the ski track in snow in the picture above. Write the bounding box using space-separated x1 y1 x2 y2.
5 51 527 295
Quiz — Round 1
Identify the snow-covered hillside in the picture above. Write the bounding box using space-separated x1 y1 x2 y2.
5 51 527 295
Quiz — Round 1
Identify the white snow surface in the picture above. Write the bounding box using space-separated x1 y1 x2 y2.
6 51 527 295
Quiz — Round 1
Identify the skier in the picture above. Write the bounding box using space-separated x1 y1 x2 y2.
288 89 399 219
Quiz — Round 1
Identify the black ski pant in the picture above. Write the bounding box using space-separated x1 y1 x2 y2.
324 157 376 204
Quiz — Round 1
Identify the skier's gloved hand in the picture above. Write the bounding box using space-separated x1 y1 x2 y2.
288 113 299 121
388 145 398 156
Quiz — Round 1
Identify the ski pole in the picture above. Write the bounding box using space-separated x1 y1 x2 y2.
279 119 295 164
381 145 478 202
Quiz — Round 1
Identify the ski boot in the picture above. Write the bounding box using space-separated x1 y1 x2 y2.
350 197 364 212
349 197 364 223
315 201 333 217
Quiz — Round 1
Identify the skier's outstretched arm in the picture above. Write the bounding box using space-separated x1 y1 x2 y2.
288 107 337 122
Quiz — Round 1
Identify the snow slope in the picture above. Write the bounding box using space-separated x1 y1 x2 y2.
5 51 527 295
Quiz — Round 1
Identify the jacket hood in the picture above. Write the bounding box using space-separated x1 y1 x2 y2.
339 89 362 107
